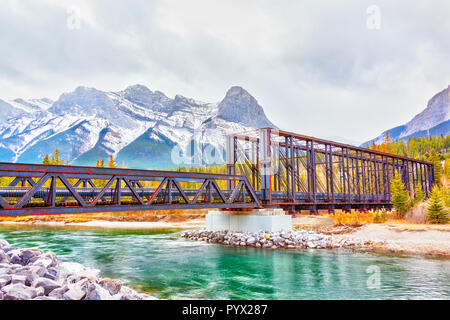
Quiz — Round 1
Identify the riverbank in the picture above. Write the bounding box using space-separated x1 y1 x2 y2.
0 239 157 300
1 212 449 258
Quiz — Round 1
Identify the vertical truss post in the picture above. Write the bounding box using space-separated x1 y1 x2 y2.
46 175 56 207
285 136 290 202
113 177 122 205
226 135 236 190
259 128 272 204
361 152 366 203
290 136 296 203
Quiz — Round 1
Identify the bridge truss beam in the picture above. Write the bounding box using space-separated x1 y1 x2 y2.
227 128 434 212
0 163 260 216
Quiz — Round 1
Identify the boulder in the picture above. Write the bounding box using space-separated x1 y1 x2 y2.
1 283 39 300
307 242 317 249
30 257 54 269
9 253 23 266
59 262 101 281
0 275 12 288
20 248 42 265
63 286 86 300
99 279 122 296
33 296 57 300
32 277 61 295
84 283 113 300
11 274 27 285
0 239 10 249
0 250 9 263
48 285 69 299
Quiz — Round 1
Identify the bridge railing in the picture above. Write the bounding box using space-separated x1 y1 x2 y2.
0 163 261 216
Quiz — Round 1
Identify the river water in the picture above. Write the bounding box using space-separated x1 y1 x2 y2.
0 224 448 300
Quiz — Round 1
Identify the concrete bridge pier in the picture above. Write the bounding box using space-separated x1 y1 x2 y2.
205 209 292 233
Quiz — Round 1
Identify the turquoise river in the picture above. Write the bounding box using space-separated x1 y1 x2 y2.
0 224 449 300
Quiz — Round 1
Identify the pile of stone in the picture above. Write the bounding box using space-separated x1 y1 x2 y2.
0 239 156 300
182 229 369 250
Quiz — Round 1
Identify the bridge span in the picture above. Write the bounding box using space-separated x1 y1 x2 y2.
0 128 434 216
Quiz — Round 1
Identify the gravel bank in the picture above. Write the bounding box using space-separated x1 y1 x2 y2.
0 239 157 300
181 229 379 249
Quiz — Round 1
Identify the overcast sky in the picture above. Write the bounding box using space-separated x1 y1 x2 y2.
1 0 449 143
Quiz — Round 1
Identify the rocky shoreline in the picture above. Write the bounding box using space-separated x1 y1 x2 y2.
0 239 156 300
181 229 379 250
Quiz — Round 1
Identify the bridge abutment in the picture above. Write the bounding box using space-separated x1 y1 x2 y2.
205 209 292 233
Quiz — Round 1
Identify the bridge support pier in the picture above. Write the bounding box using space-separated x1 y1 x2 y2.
206 209 292 233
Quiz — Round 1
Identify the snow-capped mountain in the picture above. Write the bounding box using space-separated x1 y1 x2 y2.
0 85 276 169
362 85 450 146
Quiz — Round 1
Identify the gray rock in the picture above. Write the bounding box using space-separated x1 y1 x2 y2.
32 277 61 295
59 262 101 281
31 257 53 269
307 242 317 249
43 272 58 281
20 248 42 265
33 296 57 300
9 253 22 266
11 274 27 285
2 283 39 300
99 278 122 296
0 274 12 288
0 250 9 263
48 285 69 299
85 283 113 300
63 286 86 300
120 287 144 300
246 237 257 245
0 239 10 249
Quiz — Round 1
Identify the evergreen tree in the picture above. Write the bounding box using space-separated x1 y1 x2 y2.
440 186 450 208
428 149 443 186
415 182 425 203
426 186 449 224
108 154 117 168
42 154 50 165
50 148 64 165
391 171 409 217
445 158 450 180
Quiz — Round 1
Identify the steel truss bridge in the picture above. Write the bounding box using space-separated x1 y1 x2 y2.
0 128 434 216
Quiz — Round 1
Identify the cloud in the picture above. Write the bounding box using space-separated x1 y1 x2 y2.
0 0 449 143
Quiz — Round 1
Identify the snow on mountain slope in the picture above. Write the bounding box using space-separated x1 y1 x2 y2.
362 85 450 147
401 85 450 138
0 85 276 169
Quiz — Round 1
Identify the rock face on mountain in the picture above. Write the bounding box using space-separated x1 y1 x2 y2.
362 85 450 146
217 86 275 128
0 85 276 169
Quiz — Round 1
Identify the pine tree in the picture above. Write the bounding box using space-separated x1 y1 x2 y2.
415 182 425 203
391 171 408 218
108 155 117 168
440 186 450 208
428 149 442 186
42 154 50 165
50 148 64 166
426 186 449 224
445 158 450 180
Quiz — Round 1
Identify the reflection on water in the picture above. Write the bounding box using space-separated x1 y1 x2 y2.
0 224 449 300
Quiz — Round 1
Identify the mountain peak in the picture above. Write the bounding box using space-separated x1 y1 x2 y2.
216 86 276 128
124 84 152 94
362 85 450 146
